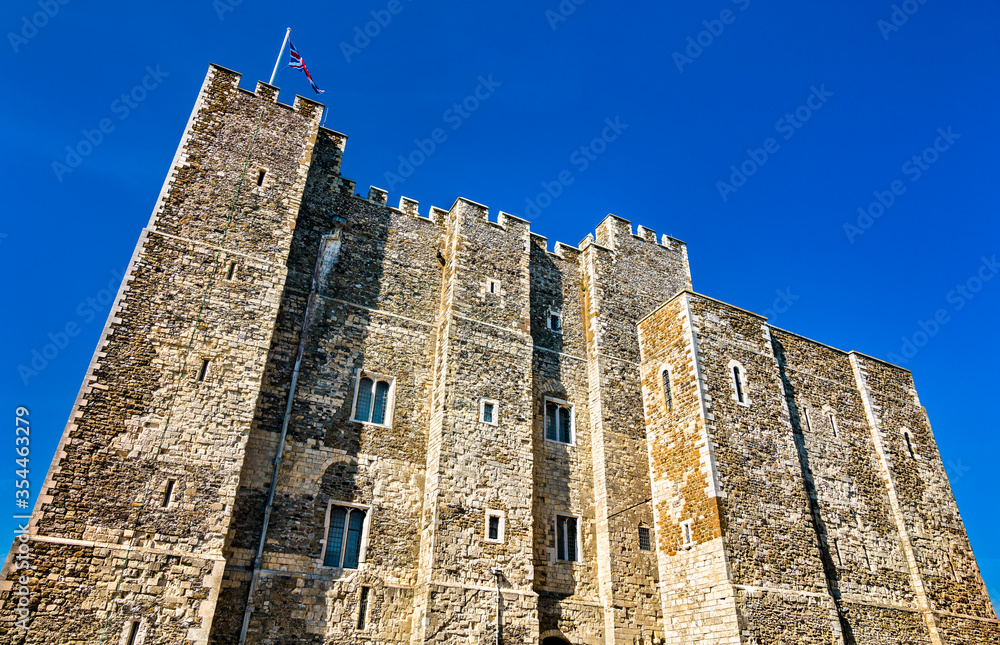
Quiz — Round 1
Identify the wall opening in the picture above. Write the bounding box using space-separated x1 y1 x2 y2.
162 479 175 508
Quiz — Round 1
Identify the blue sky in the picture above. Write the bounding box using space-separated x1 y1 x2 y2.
2 0 998 608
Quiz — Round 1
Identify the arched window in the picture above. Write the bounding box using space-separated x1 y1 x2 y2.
728 360 749 406
323 503 369 569
823 405 839 439
661 366 673 410
352 371 395 426
902 429 916 459
544 397 574 445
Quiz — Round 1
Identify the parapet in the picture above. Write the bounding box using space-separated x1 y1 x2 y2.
209 63 688 271
591 213 686 252
206 63 326 124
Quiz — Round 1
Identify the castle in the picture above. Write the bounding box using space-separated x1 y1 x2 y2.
2 63 998 645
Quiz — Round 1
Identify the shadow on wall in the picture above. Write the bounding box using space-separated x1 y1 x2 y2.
530 244 583 638
209 130 397 641
771 337 856 645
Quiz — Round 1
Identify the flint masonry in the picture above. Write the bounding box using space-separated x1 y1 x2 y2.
2 64 998 645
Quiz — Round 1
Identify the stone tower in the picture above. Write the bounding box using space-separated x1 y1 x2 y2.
1 64 997 645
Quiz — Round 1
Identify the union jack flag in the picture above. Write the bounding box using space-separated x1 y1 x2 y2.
288 41 324 94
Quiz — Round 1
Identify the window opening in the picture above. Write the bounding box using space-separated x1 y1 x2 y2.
662 368 672 410
353 373 393 426
357 587 370 630
197 360 210 382
324 505 367 569
162 479 175 508
256 169 266 186
681 520 693 547
556 514 579 561
124 621 140 645
638 526 652 551
545 399 573 444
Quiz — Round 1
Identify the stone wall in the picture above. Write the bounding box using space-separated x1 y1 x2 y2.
638 292 1000 644
3 63 997 645
0 64 323 643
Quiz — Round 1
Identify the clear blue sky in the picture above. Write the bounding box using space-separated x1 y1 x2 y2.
2 0 998 608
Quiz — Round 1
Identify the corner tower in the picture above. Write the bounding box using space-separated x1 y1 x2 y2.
0 65 326 643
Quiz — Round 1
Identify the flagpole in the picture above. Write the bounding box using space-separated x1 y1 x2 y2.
269 27 291 85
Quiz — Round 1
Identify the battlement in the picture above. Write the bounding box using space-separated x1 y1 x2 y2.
204 63 686 263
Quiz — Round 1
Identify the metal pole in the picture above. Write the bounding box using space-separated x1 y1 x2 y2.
493 568 502 645
238 231 337 645
269 28 291 85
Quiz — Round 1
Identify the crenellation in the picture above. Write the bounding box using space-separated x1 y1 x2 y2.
398 195 418 216
635 225 656 243
254 80 279 102
3 63 996 645
367 185 387 204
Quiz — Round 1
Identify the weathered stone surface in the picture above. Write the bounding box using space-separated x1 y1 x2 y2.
1 64 996 645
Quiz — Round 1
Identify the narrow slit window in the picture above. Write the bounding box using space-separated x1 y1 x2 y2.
124 621 140 645
256 169 266 186
226 261 237 281
662 369 672 410
833 538 843 567
638 526 652 551
681 520 693 547
488 516 500 541
733 366 745 404
487 278 499 294
803 408 812 432
828 412 839 438
903 431 915 459
947 550 959 581
162 479 175 508
197 359 210 382
357 586 370 630
862 545 875 572
556 514 579 561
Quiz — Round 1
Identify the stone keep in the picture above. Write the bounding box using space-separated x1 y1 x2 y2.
1 64 997 645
